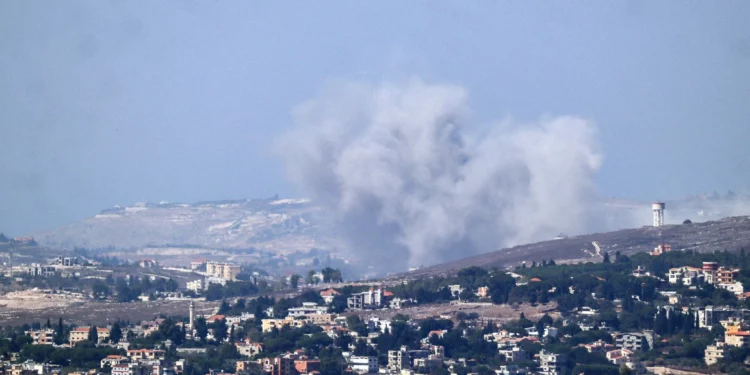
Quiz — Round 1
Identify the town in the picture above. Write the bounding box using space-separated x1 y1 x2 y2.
4 213 750 375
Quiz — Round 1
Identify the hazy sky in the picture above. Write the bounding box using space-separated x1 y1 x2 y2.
1 1 749 235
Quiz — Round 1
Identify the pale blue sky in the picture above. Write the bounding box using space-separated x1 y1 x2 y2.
1 1 749 235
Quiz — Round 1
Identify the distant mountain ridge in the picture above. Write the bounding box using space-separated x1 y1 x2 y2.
32 198 330 254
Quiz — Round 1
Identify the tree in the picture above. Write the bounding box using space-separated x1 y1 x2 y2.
54 318 65 345
110 321 122 343
306 270 318 285
205 283 223 301
165 278 179 292
93 282 110 299
88 325 98 344
290 274 301 289
683 219 692 224
45 318 51 329
195 317 208 343
603 252 610 263
213 319 228 342
219 300 230 314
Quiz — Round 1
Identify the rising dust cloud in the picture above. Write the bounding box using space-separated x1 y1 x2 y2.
279 80 604 269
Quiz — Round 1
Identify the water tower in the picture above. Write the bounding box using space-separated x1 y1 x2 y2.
652 202 666 227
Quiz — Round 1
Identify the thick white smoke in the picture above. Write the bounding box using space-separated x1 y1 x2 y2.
279 80 604 269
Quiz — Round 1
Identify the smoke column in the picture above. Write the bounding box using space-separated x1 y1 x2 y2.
279 80 603 269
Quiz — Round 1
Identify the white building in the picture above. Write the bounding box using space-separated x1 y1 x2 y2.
667 266 704 285
287 302 328 317
539 350 566 375
718 282 744 296
347 287 384 310
347 355 378 374
496 365 527 375
186 279 203 292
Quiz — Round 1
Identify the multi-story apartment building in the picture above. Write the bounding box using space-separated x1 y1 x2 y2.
25 328 55 345
261 318 305 333
539 350 567 375
126 349 166 361
347 287 384 310
725 331 750 347
287 302 329 317
186 279 203 292
697 306 750 329
206 262 241 281
614 332 652 352
69 327 110 345
668 266 704 285
717 267 740 284
347 356 378 374
387 346 410 371
705 342 728 365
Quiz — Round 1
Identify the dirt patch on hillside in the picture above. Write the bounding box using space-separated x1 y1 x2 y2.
350 302 559 323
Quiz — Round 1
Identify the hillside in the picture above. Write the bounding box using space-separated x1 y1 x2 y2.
31 198 331 255
401 215 750 277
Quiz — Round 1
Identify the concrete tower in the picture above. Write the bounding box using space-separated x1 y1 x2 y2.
189 301 195 331
652 202 665 227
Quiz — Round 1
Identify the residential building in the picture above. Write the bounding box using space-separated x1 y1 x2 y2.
705 342 728 365
235 360 252 374
717 267 740 284
28 264 56 277
293 359 320 374
348 356 378 374
287 302 328 317
697 306 750 329
367 318 392 333
388 346 410 371
718 281 744 296
206 262 241 281
261 318 306 332
476 286 490 298
544 327 559 338
126 349 166 361
539 350 567 375
261 354 298 375
69 327 110 345
495 365 527 375
320 289 340 304
236 342 263 357
725 331 750 347
498 347 527 362
112 364 151 375
667 266 704 285
347 287 384 310
186 279 203 292
606 349 634 365
101 355 128 369
25 329 54 345
614 332 652 352
305 313 335 325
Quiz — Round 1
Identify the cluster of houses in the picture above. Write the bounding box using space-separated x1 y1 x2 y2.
703 316 750 366
667 261 743 296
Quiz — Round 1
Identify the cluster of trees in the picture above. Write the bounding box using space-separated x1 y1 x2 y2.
90 275 179 302
203 280 272 301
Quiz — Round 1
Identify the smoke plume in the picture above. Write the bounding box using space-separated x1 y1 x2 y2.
279 80 604 269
